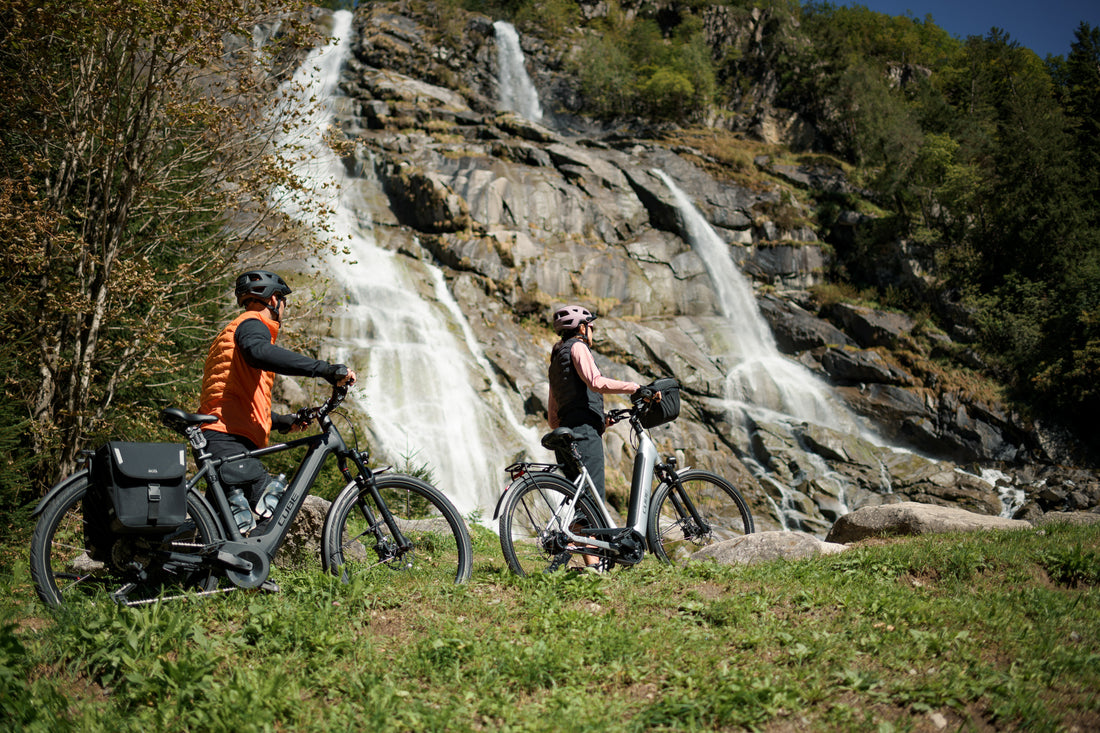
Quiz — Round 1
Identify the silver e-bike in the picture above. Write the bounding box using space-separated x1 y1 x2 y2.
495 387 754 575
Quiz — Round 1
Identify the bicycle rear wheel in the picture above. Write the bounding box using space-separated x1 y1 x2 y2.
29 475 222 608
498 473 605 576
321 473 472 585
647 470 754 564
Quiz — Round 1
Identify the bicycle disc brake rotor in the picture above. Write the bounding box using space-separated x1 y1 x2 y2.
374 539 416 571
540 529 571 556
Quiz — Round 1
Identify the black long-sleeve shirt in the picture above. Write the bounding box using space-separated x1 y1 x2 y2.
234 318 342 432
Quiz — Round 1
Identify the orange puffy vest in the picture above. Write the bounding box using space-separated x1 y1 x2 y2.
198 308 280 448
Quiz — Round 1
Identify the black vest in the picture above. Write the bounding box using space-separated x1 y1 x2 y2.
549 337 605 433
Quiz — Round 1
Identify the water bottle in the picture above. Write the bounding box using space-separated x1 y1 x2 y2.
257 473 288 520
227 488 256 533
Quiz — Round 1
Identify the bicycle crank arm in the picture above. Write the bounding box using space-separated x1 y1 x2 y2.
565 527 646 565
216 550 254 572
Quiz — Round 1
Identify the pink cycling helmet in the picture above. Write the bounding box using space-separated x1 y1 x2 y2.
552 305 597 334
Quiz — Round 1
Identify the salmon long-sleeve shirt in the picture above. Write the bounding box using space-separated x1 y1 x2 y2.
547 341 638 429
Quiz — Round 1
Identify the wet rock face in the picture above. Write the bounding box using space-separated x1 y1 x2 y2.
320 5 1097 533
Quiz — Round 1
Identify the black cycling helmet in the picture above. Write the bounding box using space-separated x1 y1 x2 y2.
235 270 292 306
552 304 596 334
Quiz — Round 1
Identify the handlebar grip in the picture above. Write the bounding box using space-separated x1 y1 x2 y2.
632 386 654 403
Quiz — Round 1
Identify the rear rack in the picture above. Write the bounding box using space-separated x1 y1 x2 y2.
504 461 560 480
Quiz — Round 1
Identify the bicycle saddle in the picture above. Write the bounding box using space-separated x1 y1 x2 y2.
540 427 577 452
160 407 218 432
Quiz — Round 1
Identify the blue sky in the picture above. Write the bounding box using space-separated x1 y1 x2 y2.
834 1 1098 59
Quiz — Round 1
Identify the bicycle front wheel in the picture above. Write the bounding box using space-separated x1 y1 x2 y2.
648 470 754 564
29 475 222 608
321 473 472 585
498 472 604 576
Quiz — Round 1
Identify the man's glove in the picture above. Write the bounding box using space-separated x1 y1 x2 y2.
325 363 349 385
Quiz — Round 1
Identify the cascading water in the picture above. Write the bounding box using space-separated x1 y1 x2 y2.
493 21 544 123
655 171 863 433
654 170 878 528
270 11 541 516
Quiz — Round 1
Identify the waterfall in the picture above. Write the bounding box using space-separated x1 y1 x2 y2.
270 10 541 516
493 21 544 123
654 170 882 529
654 171 863 433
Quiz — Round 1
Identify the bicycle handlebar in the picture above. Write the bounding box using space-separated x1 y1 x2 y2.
607 384 664 428
295 384 349 426
606 401 646 428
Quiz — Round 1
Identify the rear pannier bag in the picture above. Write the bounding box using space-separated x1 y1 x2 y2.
638 378 681 429
93 442 189 532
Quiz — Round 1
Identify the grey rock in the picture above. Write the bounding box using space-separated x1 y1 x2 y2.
275 494 332 569
1032 511 1100 527
825 302 916 349
757 295 855 353
825 501 1031 544
691 530 848 565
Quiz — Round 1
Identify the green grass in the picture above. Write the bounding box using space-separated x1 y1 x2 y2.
2 521 1097 732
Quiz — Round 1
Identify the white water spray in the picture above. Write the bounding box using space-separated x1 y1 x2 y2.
271 11 541 515
654 171 889 529
493 21 544 122
654 171 862 432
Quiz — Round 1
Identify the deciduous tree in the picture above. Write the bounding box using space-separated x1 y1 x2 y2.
0 0 328 496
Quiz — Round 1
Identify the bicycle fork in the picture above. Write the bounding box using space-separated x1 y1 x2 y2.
340 453 414 565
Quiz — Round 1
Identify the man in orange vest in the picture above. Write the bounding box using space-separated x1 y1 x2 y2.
199 269 356 516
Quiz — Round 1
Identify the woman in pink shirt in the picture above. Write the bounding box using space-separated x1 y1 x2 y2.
546 305 640 501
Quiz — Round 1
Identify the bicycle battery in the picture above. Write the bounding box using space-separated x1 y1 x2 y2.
92 442 189 533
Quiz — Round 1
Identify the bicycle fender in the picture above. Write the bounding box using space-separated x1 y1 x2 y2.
491 484 512 520
184 487 218 524
32 468 91 517
493 471 575 520
492 474 543 520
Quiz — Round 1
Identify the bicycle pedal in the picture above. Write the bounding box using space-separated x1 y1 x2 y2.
547 552 572 572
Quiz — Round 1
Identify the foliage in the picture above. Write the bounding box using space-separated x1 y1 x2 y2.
0 0 330 512
1 525 1098 730
567 9 716 122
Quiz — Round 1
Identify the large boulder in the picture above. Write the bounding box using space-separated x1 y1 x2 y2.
691 530 848 565
825 501 1031 544
274 494 331 569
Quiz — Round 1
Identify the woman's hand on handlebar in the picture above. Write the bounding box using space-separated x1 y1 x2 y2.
338 369 356 387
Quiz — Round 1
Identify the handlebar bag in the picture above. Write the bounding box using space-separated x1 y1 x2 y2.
92 442 189 533
639 378 681 429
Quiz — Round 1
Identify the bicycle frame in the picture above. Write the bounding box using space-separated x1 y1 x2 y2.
497 419 688 559
553 428 659 553
176 406 411 587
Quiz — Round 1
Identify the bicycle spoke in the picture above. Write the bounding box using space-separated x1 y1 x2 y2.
648 470 753 564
